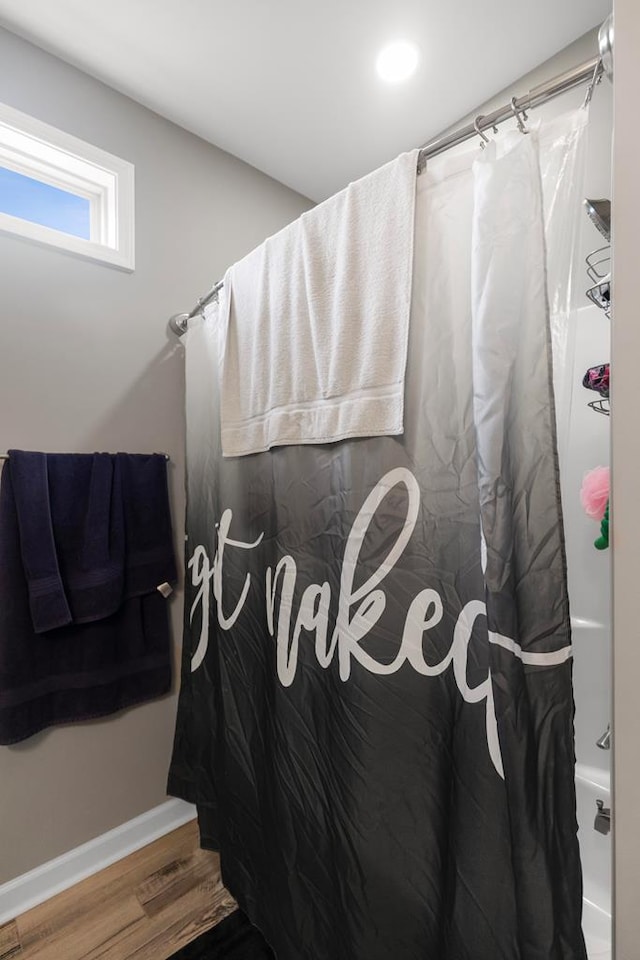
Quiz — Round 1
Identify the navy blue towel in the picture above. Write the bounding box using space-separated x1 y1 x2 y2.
0 451 177 745
9 451 177 633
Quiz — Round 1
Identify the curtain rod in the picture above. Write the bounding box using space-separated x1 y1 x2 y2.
169 23 611 339
416 54 603 165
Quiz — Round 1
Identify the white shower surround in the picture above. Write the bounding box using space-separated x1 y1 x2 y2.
576 762 611 958
561 304 612 960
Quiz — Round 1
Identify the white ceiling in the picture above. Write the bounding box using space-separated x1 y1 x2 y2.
0 0 610 202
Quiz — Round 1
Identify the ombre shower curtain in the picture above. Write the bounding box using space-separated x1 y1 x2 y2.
169 110 588 960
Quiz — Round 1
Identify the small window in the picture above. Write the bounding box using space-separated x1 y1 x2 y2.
0 167 91 240
0 102 134 270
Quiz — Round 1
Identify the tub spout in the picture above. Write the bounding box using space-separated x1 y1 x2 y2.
596 724 611 750
594 799 611 835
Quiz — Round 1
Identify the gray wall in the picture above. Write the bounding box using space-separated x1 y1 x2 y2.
0 26 312 883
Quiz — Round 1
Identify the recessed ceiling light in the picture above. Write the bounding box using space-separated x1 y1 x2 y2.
376 41 419 83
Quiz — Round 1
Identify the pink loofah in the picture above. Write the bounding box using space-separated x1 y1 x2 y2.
580 466 610 521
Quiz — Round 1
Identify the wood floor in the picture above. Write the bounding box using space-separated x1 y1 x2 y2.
0 820 237 960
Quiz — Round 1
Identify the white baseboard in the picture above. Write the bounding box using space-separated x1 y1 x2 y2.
0 798 196 925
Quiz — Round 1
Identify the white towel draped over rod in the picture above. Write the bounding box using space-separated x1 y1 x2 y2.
168 16 612 340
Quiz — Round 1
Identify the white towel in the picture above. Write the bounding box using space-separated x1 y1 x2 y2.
219 149 419 458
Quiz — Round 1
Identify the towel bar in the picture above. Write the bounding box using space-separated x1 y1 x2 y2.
0 452 170 461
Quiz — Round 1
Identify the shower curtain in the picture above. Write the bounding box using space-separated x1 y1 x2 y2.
168 110 588 960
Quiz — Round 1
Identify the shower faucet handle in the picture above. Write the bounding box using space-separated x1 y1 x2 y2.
594 799 611 835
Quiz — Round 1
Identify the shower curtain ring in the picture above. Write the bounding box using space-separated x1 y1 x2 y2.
583 59 603 108
473 116 491 149
510 97 529 134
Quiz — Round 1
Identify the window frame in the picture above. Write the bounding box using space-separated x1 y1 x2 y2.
0 102 134 270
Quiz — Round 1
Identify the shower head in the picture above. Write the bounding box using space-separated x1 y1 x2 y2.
583 198 611 243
